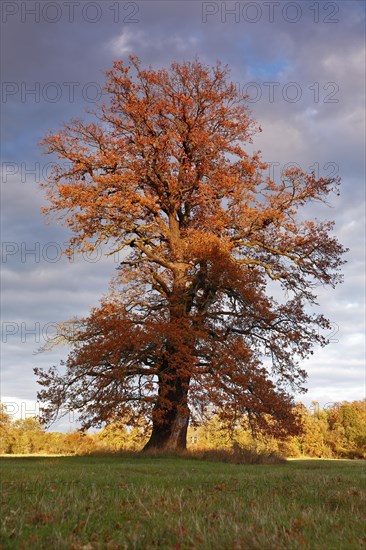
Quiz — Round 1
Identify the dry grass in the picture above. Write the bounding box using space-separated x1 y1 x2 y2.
88 445 286 464
188 446 286 464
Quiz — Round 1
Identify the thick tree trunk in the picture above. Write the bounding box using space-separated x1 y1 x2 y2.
142 374 190 452
143 269 192 452
143 402 189 451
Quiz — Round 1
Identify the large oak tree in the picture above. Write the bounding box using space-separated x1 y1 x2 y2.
35 57 346 450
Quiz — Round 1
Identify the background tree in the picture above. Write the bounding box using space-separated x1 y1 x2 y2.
325 401 366 458
294 404 330 458
96 415 146 452
35 57 346 451
11 417 45 454
0 404 15 454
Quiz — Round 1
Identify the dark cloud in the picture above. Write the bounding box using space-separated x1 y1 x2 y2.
1 0 365 425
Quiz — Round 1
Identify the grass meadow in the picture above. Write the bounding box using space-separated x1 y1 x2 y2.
1 454 365 549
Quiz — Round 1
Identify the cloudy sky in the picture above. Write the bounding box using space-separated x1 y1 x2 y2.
1 0 365 430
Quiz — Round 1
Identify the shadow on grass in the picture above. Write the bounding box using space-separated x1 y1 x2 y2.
84 446 287 464
0 447 286 464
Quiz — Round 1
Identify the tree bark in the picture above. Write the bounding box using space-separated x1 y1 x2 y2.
143 266 192 452
142 373 190 451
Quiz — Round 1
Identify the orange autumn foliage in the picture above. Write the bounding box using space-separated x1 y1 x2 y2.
35 57 346 450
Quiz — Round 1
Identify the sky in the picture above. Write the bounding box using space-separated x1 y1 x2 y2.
1 0 365 431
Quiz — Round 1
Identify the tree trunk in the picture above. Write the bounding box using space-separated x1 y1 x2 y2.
143 271 191 452
142 374 190 452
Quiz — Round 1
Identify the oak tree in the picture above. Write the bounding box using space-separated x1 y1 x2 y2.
35 57 346 450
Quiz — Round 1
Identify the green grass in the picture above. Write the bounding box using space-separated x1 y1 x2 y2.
1 455 365 549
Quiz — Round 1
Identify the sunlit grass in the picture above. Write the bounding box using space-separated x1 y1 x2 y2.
1 455 365 549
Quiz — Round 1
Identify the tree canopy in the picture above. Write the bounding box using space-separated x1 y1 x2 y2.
35 57 346 450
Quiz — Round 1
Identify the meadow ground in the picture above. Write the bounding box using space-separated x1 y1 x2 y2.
0 455 365 549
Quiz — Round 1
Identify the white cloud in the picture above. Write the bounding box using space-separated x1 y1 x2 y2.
108 29 199 57
108 29 147 55
323 46 366 79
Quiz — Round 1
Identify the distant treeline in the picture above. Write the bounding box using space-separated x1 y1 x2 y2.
1 401 365 459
